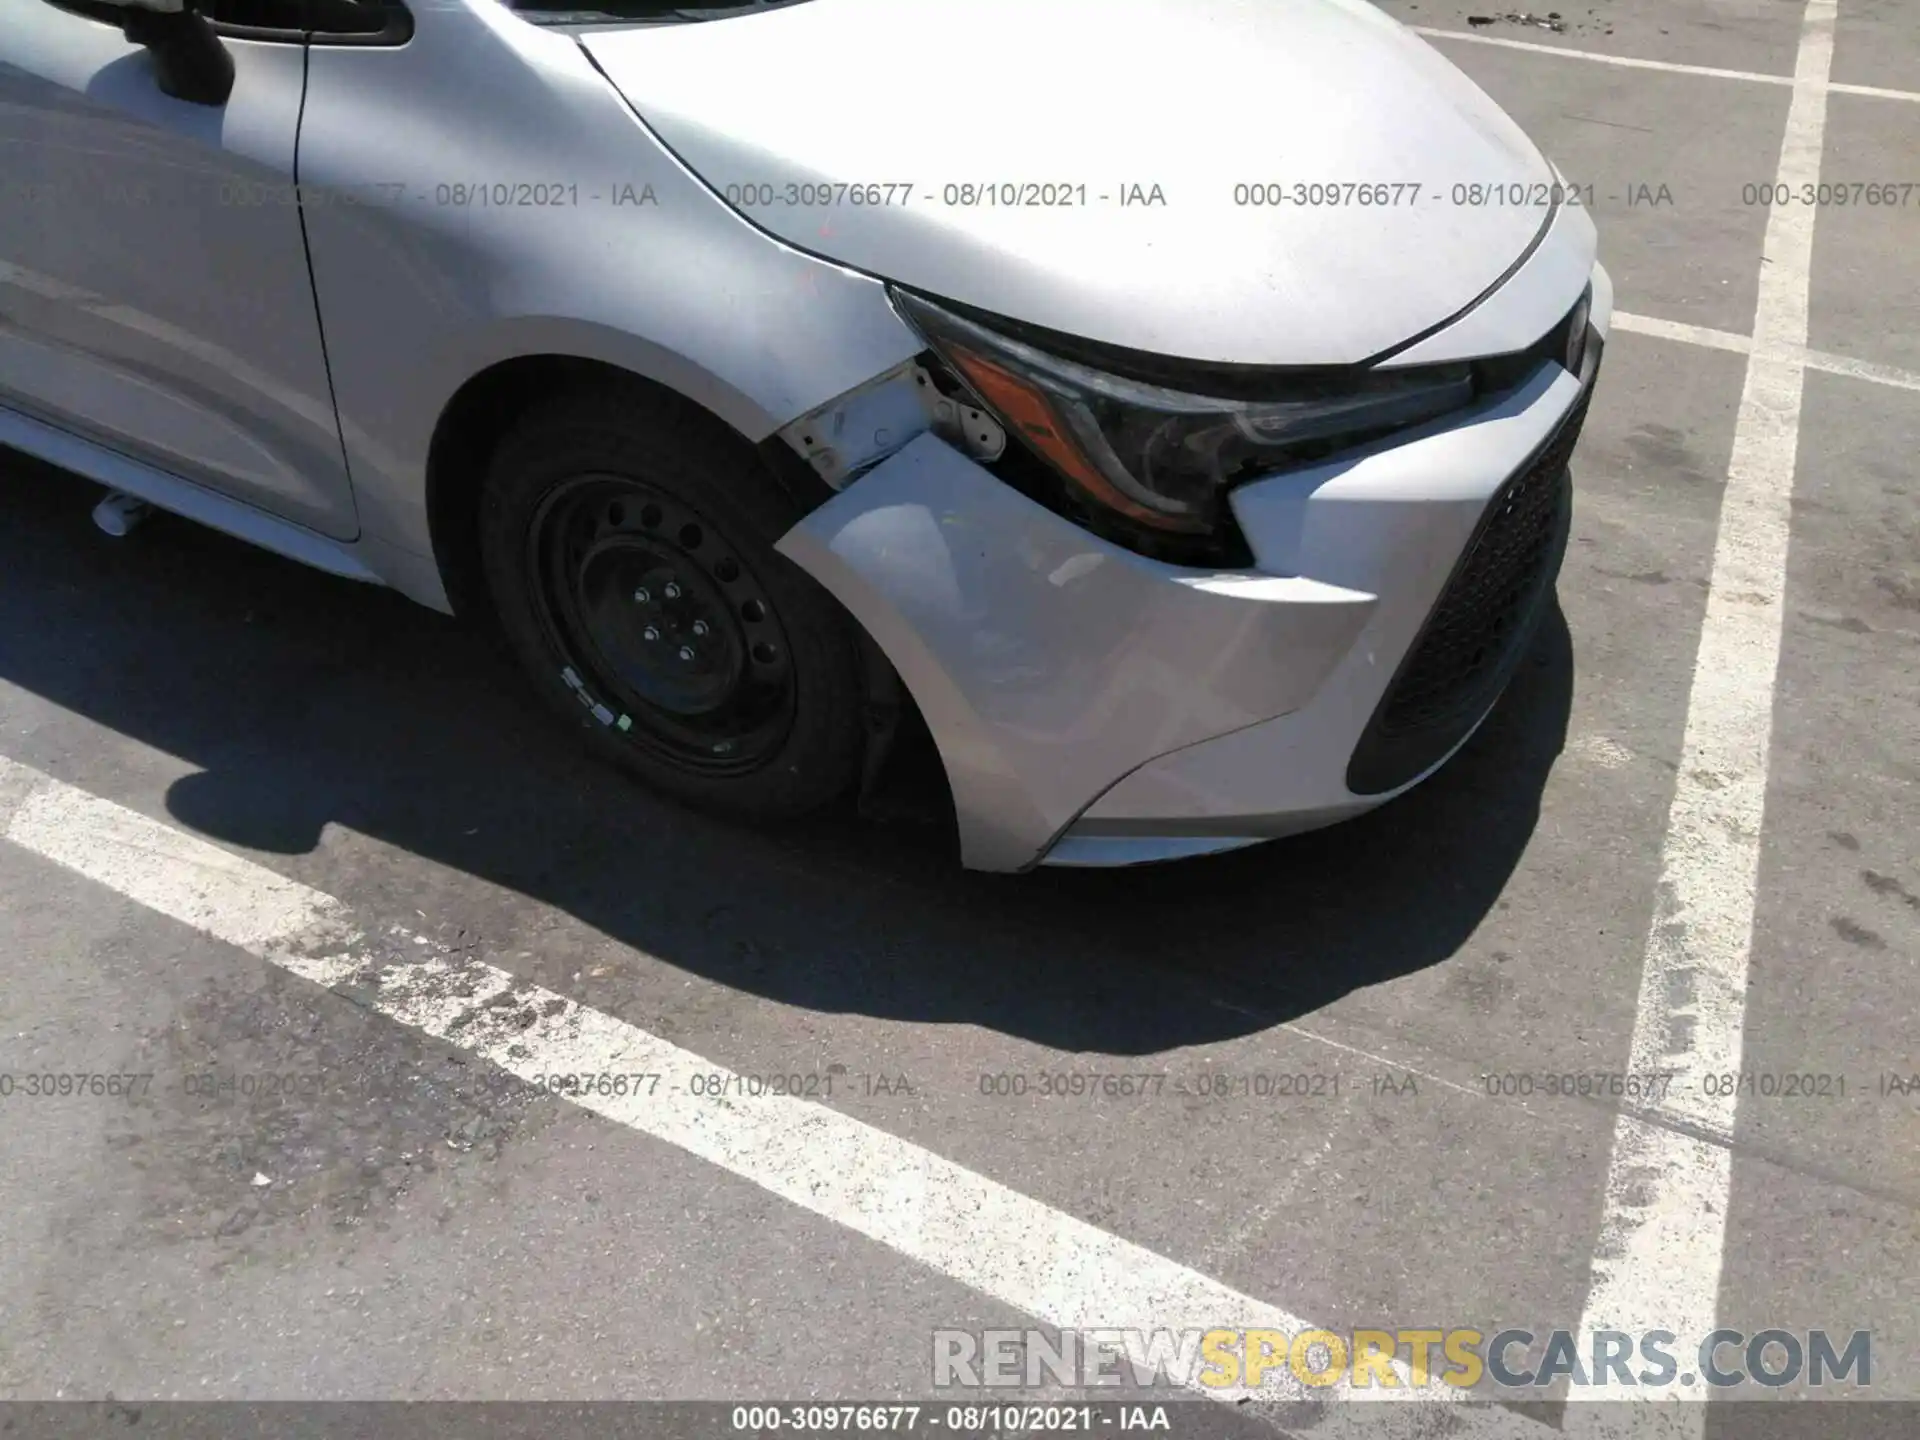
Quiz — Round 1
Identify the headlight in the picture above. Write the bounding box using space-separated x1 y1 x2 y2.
890 289 1475 542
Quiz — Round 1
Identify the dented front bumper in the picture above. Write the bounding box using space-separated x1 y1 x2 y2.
778 272 1612 873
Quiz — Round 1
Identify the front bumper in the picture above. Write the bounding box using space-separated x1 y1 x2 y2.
778 267 1611 872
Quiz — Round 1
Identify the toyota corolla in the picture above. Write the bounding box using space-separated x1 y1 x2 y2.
0 0 1608 870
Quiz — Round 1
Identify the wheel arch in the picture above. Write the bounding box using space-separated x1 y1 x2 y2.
422 352 829 630
421 347 948 831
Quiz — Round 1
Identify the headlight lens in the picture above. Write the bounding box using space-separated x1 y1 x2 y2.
891 289 1475 538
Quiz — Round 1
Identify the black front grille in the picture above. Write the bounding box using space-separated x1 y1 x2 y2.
1345 374 1592 796
1385 398 1583 733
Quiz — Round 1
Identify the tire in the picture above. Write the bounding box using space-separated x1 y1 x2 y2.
478 383 867 820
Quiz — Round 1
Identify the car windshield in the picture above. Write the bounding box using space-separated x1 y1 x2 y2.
505 0 813 25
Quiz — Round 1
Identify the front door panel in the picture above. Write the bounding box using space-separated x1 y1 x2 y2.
0 3 357 539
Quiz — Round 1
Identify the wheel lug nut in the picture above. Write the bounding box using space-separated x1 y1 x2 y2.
664 582 681 599
691 620 710 637
678 646 695 661
642 626 660 642
633 587 650 604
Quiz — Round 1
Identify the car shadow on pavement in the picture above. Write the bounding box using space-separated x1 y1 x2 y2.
0 456 1572 1056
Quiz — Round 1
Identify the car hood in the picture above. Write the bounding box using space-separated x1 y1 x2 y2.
580 0 1561 366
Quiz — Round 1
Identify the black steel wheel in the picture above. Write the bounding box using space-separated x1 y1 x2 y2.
478 384 866 819
529 474 798 774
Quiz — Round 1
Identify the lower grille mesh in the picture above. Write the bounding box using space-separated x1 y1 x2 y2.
1345 382 1590 795
1386 393 1586 735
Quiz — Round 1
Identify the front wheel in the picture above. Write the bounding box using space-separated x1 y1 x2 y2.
478 385 867 819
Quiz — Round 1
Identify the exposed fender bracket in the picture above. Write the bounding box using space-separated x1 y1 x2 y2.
776 360 1004 491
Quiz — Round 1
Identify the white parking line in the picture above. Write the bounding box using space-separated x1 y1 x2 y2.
1830 78 1920 103
1612 312 1753 356
1568 0 1836 1429
1614 310 1920 393
1411 26 1797 87
1412 23 1920 104
1801 347 1920 393
0 751 1549 1437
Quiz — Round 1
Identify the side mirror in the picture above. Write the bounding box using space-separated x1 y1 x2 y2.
101 0 235 107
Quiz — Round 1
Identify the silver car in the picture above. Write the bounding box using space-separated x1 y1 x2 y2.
1 0 1609 872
